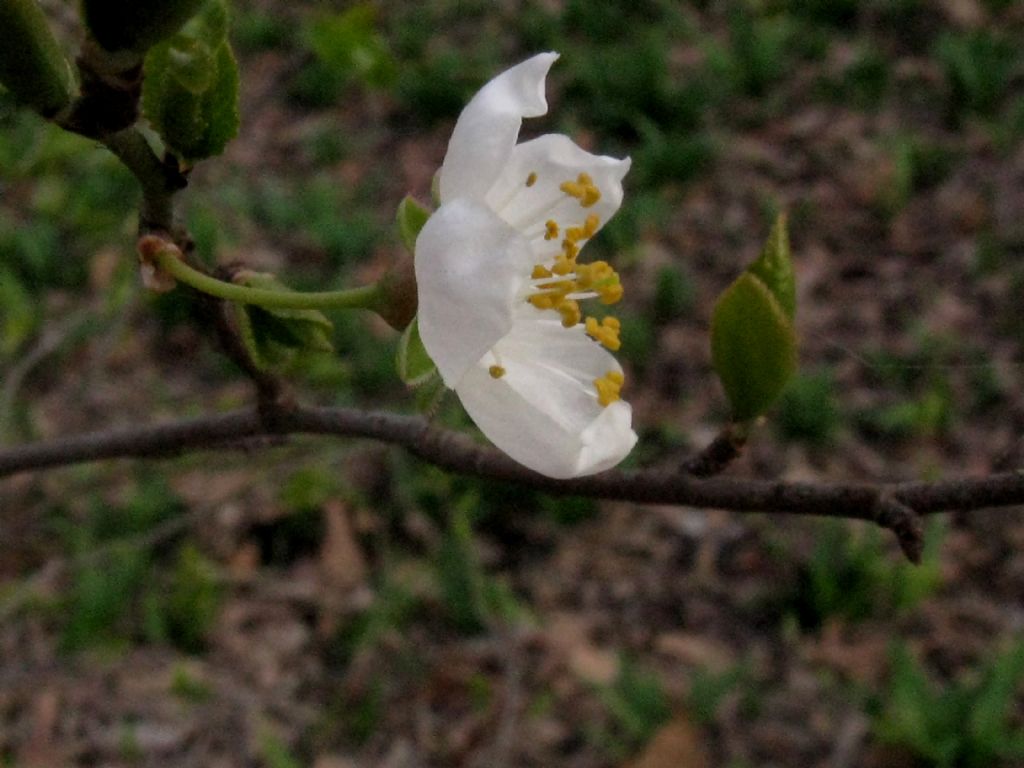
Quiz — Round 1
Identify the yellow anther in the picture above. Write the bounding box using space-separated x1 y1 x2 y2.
526 172 538 187
529 293 556 310
559 181 581 198
525 199 620 338
558 300 581 328
573 261 593 285
489 365 506 379
586 316 622 351
573 260 623 305
599 282 624 305
574 260 609 285
594 370 625 406
552 256 575 276
560 172 602 208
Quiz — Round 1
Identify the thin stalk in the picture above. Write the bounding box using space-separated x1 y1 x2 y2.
155 249 384 311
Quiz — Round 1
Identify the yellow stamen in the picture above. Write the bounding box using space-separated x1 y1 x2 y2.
528 293 557 310
599 282 624 305
523 174 622 343
558 300 581 328
552 256 575 275
559 172 601 207
586 316 621 351
526 172 538 187
489 365 506 379
594 370 625 406
563 214 600 245
573 261 623 305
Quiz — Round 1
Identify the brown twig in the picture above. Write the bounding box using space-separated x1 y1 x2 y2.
50 35 188 237
1 405 1022 561
872 495 925 564
100 128 187 233
681 422 749 477
204 265 293 429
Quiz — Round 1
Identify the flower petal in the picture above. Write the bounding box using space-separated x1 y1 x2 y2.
439 52 558 204
484 133 630 255
454 312 637 478
415 198 534 385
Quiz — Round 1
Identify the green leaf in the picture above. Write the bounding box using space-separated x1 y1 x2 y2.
162 38 216 94
711 272 797 421
82 0 206 53
710 215 798 422
745 213 795 320
201 43 241 155
395 316 437 386
141 0 239 161
396 195 431 254
0 0 76 115
230 271 334 370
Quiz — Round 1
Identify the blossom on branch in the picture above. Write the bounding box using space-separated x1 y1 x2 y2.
414 52 637 478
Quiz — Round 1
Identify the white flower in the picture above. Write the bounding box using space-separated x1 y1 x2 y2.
414 52 637 479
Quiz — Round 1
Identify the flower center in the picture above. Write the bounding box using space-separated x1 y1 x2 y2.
520 171 626 407
525 174 623 335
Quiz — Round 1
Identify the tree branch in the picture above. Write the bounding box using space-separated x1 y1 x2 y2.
2 405 1022 561
100 127 186 233
51 37 188 236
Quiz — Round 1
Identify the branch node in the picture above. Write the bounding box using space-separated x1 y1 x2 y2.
198 266 293 432
61 39 142 138
873 495 924 564
681 423 748 478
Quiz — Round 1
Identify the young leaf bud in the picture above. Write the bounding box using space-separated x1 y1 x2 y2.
0 0 76 116
82 0 206 53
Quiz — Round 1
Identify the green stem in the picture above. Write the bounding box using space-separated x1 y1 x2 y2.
103 128 178 230
156 249 383 311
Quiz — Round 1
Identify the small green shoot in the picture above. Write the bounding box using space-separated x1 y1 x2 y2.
874 640 1024 768
711 214 798 422
688 661 755 725
435 502 522 634
591 657 672 760
259 729 303 768
790 518 945 630
171 665 213 703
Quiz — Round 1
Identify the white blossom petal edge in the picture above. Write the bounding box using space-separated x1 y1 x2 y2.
415 52 638 479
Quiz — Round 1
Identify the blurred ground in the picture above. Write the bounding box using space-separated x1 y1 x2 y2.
2 1 1024 766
